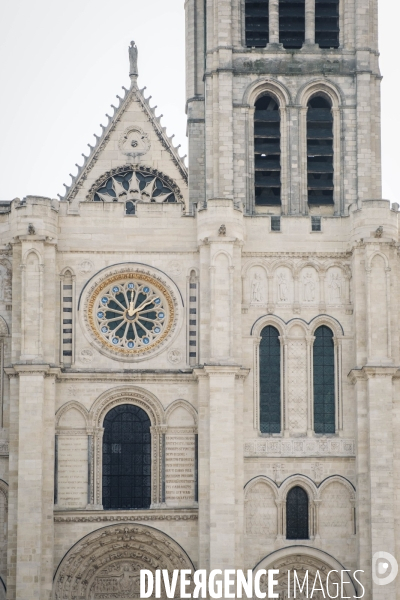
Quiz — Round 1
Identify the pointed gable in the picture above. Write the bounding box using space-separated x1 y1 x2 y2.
62 46 188 211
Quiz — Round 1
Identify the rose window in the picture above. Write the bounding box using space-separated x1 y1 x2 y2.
89 275 174 355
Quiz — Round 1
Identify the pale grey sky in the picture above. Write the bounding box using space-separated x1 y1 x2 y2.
0 0 398 203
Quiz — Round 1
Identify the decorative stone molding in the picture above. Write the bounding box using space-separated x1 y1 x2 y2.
54 510 198 523
118 126 151 158
52 524 194 600
244 438 355 457
253 548 357 597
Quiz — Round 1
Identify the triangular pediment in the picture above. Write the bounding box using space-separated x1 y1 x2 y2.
62 83 188 210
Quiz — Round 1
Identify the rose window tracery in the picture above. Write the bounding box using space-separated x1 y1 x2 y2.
91 276 172 354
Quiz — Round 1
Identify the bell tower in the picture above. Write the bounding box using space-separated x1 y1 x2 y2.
184 2 396 599
185 0 382 215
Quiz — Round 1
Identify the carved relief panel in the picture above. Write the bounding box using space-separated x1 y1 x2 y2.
319 481 354 540
0 260 11 304
326 267 344 305
165 403 197 507
248 266 267 306
274 267 293 305
287 326 308 435
245 481 277 538
300 267 319 306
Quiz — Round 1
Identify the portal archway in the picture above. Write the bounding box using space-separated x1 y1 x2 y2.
253 547 358 598
52 524 194 599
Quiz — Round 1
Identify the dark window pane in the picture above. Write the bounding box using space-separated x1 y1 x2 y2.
260 326 281 433
254 95 281 207
279 0 305 49
315 0 339 48
286 486 309 539
245 0 269 48
102 404 151 509
313 326 335 434
307 97 334 205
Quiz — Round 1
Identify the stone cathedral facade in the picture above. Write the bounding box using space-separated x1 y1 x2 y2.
0 0 399 598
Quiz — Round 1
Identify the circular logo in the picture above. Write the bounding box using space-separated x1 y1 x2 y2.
372 552 399 586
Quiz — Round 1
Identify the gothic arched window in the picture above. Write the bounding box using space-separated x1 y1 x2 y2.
254 95 281 206
245 0 269 47
279 0 305 49
315 0 340 49
313 325 335 433
102 404 151 510
307 96 334 205
259 325 281 433
286 486 309 539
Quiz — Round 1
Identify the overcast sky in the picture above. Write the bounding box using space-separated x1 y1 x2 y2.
0 0 398 203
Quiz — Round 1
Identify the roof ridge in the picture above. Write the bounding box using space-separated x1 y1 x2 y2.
59 83 187 202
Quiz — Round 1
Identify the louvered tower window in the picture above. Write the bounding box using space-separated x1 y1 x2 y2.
279 0 305 49
307 96 334 205
254 95 281 206
245 0 269 47
313 325 335 433
188 270 199 365
315 0 340 48
259 326 281 433
61 270 73 366
102 404 151 510
286 486 309 539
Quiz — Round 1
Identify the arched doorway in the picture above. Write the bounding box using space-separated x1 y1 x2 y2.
253 547 358 599
52 524 194 599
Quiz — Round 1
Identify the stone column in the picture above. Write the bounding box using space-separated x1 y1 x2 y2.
304 0 315 45
206 365 242 569
9 366 56 600
269 0 279 44
351 367 398 599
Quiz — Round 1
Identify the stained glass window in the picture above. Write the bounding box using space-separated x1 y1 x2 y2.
313 325 335 434
102 404 151 510
286 486 309 539
260 326 281 433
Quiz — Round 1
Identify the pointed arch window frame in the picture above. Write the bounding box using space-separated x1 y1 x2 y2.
245 83 290 215
286 485 310 540
252 318 286 435
298 83 343 215
309 319 343 434
252 314 344 435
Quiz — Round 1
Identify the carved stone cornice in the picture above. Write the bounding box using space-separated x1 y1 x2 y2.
5 365 60 377
245 438 356 458
55 370 196 383
54 509 198 523
349 365 400 383
242 251 352 259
